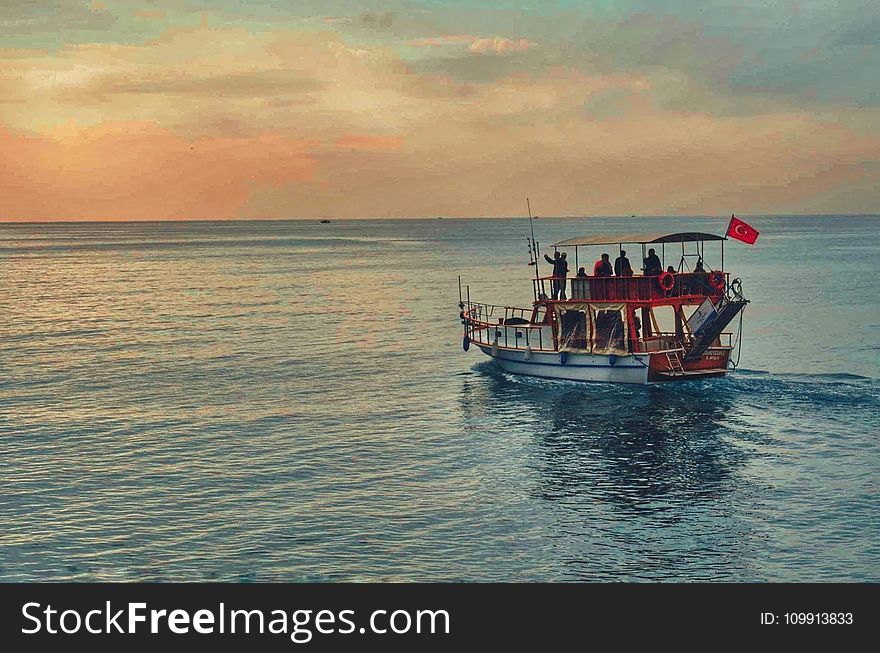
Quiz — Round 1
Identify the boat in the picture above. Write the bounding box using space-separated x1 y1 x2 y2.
458 230 749 384
320 219 331 223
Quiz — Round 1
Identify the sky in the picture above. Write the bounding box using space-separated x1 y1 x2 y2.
1 0 879 220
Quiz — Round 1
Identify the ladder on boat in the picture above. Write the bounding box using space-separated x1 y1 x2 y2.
664 350 685 375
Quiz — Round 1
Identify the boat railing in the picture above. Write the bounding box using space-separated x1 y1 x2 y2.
635 331 733 352
534 272 728 302
462 301 531 324
461 302 734 354
462 301 553 351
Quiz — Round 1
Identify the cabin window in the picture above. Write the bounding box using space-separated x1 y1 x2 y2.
589 304 628 355
594 310 625 352
557 309 589 351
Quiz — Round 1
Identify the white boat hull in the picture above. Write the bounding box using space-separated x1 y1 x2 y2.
476 344 651 385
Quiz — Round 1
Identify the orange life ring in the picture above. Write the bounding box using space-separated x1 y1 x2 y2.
709 270 725 289
658 271 675 291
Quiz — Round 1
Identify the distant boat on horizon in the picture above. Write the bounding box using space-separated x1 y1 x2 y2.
320 219 331 223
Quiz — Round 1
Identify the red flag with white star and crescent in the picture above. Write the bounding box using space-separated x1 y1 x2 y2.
726 215 759 245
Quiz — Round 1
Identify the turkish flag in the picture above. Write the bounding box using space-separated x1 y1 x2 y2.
726 215 759 245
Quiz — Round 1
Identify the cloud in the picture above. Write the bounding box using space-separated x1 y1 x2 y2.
409 34 536 55
0 1 115 29
469 37 535 54
0 122 316 220
612 3 880 107
408 35 477 49
62 68 324 100
359 11 395 29
242 105 880 218
134 9 167 20
0 28 338 132
334 134 403 151
1 11 879 219
0 1 121 49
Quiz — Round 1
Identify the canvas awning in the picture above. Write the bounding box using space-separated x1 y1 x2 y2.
552 232 725 247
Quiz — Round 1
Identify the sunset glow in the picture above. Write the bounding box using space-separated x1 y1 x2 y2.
2 1 879 220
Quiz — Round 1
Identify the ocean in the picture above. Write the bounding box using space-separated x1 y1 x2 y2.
1 215 878 581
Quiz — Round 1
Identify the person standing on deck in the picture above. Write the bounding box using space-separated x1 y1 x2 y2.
545 251 561 269
692 256 709 293
614 250 634 276
544 251 569 300
593 253 613 277
643 248 663 276
556 252 569 299
544 251 561 299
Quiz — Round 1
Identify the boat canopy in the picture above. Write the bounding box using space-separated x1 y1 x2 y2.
552 232 725 247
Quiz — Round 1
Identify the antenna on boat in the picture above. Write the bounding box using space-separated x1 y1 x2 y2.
527 197 536 250
527 197 540 262
527 197 543 300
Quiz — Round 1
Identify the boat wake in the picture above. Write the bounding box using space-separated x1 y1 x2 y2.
734 368 876 385
471 361 880 419
476 360 876 387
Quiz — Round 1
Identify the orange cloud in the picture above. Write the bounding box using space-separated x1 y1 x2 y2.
0 122 316 220
408 35 537 54
334 134 403 151
1 26 878 220
243 107 880 219
469 37 535 54
409 35 478 48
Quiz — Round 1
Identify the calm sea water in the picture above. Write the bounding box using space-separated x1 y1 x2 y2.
1 215 878 582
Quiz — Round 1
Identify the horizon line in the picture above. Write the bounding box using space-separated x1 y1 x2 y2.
1 212 879 225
